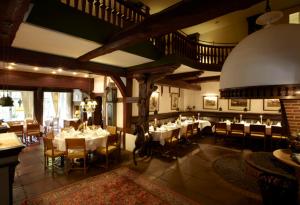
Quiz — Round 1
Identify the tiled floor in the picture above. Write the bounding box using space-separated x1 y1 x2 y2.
13 137 262 205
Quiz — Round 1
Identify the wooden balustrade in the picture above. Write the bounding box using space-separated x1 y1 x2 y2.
60 0 150 28
151 32 235 66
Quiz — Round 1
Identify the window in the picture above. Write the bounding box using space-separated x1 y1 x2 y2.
289 12 300 24
0 90 34 121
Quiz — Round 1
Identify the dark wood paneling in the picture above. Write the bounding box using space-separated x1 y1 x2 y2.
0 69 93 93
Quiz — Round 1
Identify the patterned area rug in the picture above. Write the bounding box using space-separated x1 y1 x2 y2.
212 154 260 194
22 167 199 205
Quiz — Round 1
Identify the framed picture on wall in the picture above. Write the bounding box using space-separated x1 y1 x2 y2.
263 99 280 111
228 99 251 111
149 91 159 112
171 93 179 110
203 96 218 110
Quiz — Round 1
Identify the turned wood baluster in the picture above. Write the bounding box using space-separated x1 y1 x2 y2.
117 3 122 27
87 0 93 15
94 0 100 17
74 0 79 9
81 0 86 12
112 0 117 26
101 0 106 21
107 0 112 24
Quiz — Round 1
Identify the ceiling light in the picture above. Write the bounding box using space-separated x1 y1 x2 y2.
33 67 39 71
84 74 89 78
57 68 63 72
9 62 16 66
52 71 57 74
73 72 77 75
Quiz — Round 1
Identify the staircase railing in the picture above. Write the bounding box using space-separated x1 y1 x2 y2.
151 32 235 66
60 0 150 28
61 0 235 66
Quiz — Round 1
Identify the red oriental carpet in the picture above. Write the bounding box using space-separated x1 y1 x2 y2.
22 167 200 205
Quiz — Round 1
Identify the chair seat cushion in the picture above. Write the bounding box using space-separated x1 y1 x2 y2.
96 145 118 155
216 130 227 134
230 131 244 136
45 149 65 157
67 149 86 158
272 135 288 139
250 133 265 138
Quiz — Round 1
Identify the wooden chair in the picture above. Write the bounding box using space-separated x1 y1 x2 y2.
192 122 199 137
214 122 228 143
8 124 24 144
250 124 266 150
164 128 180 158
65 138 88 175
229 123 245 147
26 123 41 144
106 125 117 135
43 137 65 174
96 129 122 168
69 120 81 130
45 131 54 139
271 126 288 150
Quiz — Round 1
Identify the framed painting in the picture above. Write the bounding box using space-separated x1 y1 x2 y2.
263 99 280 111
149 92 159 112
203 96 218 110
171 93 179 110
228 99 251 111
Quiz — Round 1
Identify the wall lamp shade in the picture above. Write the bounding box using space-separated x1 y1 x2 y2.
220 24 300 90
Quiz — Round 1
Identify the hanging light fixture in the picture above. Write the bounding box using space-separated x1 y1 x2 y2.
80 73 97 113
220 0 300 97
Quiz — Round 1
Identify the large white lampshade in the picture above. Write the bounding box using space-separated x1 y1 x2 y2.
220 24 300 90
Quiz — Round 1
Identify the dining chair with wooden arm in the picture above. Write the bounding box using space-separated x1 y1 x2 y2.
214 122 228 143
250 124 266 150
271 126 288 150
26 123 41 144
192 122 199 137
65 138 88 175
229 123 245 147
8 124 24 144
43 137 65 174
164 128 180 159
96 129 122 169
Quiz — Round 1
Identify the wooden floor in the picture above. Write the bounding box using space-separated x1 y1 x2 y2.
13 137 262 205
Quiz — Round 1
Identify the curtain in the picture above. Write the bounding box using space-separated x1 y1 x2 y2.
58 92 72 127
21 91 34 119
51 92 59 117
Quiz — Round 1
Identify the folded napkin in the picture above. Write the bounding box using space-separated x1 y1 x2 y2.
256 121 261 125
276 122 281 126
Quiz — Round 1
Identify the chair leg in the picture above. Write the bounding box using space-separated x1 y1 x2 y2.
84 157 86 175
106 154 109 169
51 157 54 175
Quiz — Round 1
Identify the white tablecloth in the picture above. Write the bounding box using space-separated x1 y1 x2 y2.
224 121 281 135
53 128 110 151
149 120 211 145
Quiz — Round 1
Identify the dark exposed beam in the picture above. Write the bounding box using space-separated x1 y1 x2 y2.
166 71 203 81
157 79 201 90
186 75 220 84
0 0 31 46
0 47 126 76
78 0 262 61
127 63 180 76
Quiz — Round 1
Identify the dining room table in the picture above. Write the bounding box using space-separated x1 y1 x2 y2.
53 127 110 152
149 119 211 145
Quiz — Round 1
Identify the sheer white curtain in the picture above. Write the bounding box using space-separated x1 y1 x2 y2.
51 92 59 117
21 91 34 119
58 92 72 127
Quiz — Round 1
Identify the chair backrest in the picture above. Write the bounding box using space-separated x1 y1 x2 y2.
69 120 81 130
106 126 117 135
186 123 193 136
215 122 227 131
271 126 283 136
43 137 54 151
250 124 266 134
171 128 180 139
27 123 40 134
231 123 244 133
193 122 199 130
106 131 120 147
46 131 54 139
65 138 86 150
8 124 24 133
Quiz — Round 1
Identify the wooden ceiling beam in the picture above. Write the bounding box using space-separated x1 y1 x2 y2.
0 47 126 76
127 63 180 76
186 75 220 84
157 79 201 91
165 71 203 81
0 0 31 46
78 0 263 61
